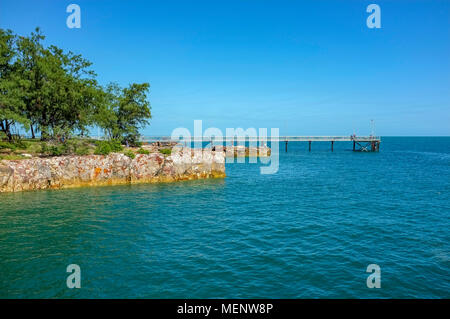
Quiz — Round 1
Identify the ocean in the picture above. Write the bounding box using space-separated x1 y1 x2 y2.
1 137 449 298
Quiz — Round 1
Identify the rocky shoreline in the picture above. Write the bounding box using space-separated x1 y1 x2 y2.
0 148 226 193
0 145 272 193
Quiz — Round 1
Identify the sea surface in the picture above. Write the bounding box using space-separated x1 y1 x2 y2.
1 137 449 298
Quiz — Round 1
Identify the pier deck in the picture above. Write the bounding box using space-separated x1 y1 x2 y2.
141 136 381 152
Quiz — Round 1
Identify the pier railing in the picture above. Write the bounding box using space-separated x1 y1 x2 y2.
138 135 381 152
139 136 381 142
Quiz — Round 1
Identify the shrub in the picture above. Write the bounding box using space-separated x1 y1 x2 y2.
94 142 111 155
0 141 16 151
109 139 124 152
0 140 29 151
62 139 78 154
160 148 171 155
75 146 90 156
137 148 150 155
123 150 135 159
40 143 64 156
40 143 49 154
12 140 29 149
60 143 70 154
49 146 63 156
94 140 123 155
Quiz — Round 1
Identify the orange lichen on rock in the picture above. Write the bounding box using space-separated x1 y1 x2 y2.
94 167 102 178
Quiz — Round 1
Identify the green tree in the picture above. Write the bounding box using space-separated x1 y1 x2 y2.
94 83 120 140
96 82 151 145
15 28 103 141
0 29 29 141
14 28 45 139
1 27 151 146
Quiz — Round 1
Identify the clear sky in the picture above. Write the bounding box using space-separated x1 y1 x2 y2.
1 0 449 136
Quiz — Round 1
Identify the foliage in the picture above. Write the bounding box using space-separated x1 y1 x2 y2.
123 150 135 159
0 27 151 145
39 139 94 156
95 82 151 146
0 135 94 157
137 148 150 155
94 140 123 156
16 30 104 141
40 143 63 156
104 139 123 152
0 139 29 151
94 142 112 156
49 145 63 156
0 141 16 151
159 148 171 156
13 139 29 149
39 143 48 154
75 146 90 156
0 29 29 140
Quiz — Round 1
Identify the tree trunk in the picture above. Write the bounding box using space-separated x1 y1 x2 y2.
5 121 12 141
1 120 12 141
31 124 35 139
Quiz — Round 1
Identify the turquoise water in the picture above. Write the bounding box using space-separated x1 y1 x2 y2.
1 137 449 298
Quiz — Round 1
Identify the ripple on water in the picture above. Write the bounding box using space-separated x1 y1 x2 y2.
0 137 449 298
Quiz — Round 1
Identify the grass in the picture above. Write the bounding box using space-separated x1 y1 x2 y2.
159 148 172 156
123 150 136 159
0 137 99 159
137 148 150 155
0 154 27 160
0 138 161 160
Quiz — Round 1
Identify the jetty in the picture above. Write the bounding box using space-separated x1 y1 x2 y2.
141 136 381 152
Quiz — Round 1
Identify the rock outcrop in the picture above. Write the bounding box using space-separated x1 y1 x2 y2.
0 148 225 193
212 145 271 157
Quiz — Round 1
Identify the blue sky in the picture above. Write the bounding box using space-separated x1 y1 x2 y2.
1 0 449 136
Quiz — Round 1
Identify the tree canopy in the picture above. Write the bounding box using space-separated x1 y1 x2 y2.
0 27 151 145
0 29 28 140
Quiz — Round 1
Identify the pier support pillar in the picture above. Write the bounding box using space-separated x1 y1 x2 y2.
309 141 311 152
331 141 334 152
353 141 355 151
375 141 380 152
285 141 288 152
